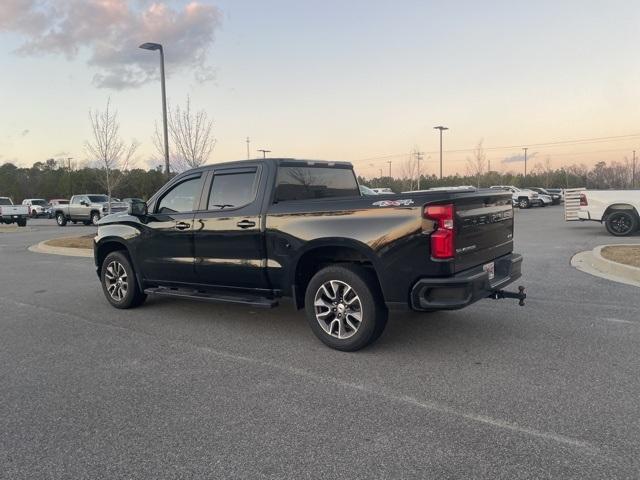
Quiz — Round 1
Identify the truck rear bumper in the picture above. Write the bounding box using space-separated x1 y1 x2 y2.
410 253 523 311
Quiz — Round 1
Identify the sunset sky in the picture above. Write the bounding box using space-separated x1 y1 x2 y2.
1 0 639 178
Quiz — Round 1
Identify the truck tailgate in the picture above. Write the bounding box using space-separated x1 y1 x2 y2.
452 194 514 272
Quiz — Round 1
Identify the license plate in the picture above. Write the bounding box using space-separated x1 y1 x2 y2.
483 262 495 280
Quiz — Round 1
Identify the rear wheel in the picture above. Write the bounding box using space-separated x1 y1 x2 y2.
605 210 638 236
56 213 67 226
100 251 146 309
304 265 387 351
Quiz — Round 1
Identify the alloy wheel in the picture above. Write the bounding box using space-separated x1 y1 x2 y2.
104 260 128 302
314 280 363 339
609 213 633 235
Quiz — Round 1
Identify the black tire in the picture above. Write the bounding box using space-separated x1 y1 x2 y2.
17 219 27 227
91 211 101 225
100 251 146 309
304 264 387 351
83 220 91 226
604 210 639 237
56 213 67 226
518 198 530 209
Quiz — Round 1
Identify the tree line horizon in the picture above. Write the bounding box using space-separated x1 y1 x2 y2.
0 156 636 204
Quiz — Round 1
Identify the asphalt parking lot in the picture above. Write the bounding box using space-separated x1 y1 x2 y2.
1 210 639 479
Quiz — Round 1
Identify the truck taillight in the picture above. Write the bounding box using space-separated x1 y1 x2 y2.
580 193 588 206
424 204 455 259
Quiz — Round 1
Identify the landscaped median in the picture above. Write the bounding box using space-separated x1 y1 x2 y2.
29 235 93 258
572 244 640 287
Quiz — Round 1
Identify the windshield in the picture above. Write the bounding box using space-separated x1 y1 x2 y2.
87 195 109 203
0 198 12 206
31 199 46 206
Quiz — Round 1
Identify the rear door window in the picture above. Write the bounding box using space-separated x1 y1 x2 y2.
207 169 259 211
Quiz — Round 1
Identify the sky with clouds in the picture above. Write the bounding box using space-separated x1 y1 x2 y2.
1 0 639 177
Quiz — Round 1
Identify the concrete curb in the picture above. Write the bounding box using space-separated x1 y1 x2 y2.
0 225 33 233
571 244 640 288
29 238 93 258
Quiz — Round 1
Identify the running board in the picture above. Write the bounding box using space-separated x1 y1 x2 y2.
144 287 278 308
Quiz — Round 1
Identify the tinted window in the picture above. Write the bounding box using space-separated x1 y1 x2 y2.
0 198 12 206
208 171 258 210
88 195 109 203
274 166 359 202
157 176 203 213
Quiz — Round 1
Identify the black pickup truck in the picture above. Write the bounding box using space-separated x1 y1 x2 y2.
94 158 524 351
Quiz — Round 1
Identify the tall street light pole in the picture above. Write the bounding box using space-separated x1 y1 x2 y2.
387 160 392 178
523 147 528 180
246 137 251 159
434 126 448 179
139 42 170 178
258 149 271 158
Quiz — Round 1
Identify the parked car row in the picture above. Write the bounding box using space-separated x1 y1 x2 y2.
0 195 147 227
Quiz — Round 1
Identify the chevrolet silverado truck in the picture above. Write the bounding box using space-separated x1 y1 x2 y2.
54 194 128 226
578 190 640 236
94 158 525 351
0 197 28 226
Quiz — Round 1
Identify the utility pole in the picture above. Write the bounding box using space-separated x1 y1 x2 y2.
434 126 448 179
67 157 73 197
523 147 528 180
379 168 383 178
415 150 424 190
246 137 251 159
387 160 392 178
257 149 271 158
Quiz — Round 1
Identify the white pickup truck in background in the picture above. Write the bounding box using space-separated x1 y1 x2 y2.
0 197 29 227
579 190 640 236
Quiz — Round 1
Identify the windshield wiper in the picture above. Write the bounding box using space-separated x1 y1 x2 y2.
212 204 234 209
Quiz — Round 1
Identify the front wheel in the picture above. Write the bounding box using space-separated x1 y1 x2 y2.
17 219 27 227
605 210 638 236
304 265 387 351
91 212 101 225
101 251 146 309
518 198 530 209
56 213 67 226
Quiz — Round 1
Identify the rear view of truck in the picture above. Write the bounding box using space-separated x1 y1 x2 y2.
411 191 523 310
0 197 28 227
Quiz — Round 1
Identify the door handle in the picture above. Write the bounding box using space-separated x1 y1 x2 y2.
236 219 256 229
175 222 191 230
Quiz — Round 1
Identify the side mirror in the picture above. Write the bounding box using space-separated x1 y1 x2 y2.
128 201 148 217
80 201 88 206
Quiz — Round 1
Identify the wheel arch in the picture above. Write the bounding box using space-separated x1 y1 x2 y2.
290 238 384 309
603 203 639 218
95 239 143 291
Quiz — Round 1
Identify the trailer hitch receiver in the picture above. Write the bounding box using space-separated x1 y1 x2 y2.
489 285 526 306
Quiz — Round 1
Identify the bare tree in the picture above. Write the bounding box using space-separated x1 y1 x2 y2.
400 154 419 191
85 98 138 213
465 139 487 187
164 96 216 172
